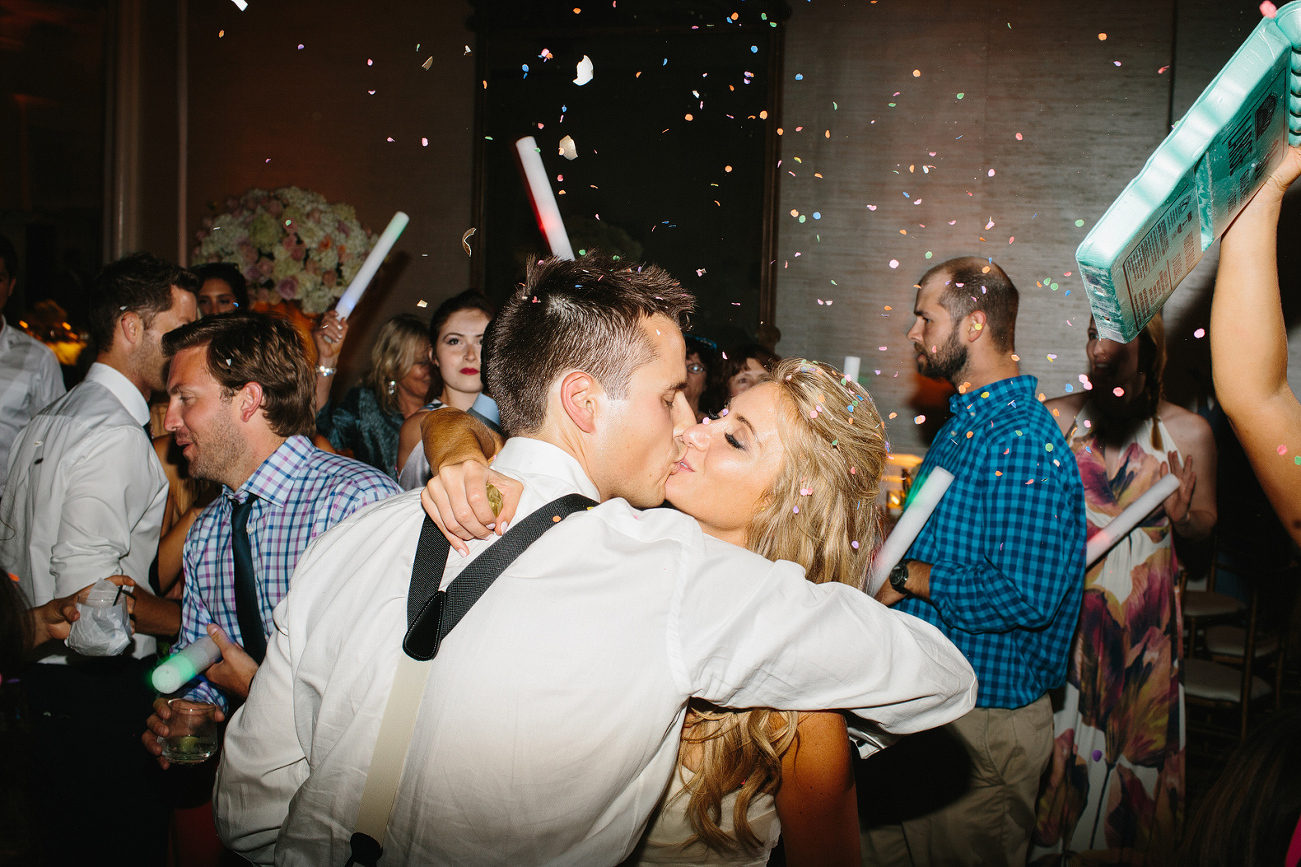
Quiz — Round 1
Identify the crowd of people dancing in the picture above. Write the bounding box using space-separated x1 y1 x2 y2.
3 149 1301 867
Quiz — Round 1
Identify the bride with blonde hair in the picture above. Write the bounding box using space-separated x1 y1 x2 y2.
426 357 888 866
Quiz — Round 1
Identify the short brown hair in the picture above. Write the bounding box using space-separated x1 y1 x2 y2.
162 311 315 437
88 252 199 354
484 253 695 435
921 256 1018 351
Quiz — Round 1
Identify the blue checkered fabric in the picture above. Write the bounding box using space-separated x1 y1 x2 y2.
896 375 1085 709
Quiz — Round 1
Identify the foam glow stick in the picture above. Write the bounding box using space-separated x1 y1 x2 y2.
514 136 575 260
843 356 861 384
150 637 222 694
1085 472 1181 567
334 211 409 319
867 467 955 595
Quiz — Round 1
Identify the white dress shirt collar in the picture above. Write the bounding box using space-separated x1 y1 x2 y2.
83 361 150 427
493 436 602 502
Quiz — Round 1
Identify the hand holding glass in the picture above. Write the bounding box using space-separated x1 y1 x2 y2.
159 699 218 764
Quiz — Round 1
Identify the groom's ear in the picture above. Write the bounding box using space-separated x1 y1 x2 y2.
559 369 599 434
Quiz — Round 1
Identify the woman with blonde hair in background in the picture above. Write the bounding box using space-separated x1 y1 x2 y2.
312 312 433 476
424 357 887 866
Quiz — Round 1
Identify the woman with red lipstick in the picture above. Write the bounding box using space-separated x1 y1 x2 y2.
396 289 495 488
1033 313 1216 864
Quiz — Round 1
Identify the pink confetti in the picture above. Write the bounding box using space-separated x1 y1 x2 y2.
421 137 429 146
1113 386 1125 397
851 540 860 549
878 346 888 351
1114 61 1122 66
888 259 899 269
1008 236 1015 244
867 204 877 210
914 415 926 424
1015 132 1023 140
1262 0 1278 17
1279 444 1288 455
1194 328 1206 338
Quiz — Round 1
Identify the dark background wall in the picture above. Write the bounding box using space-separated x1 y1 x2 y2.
183 0 477 382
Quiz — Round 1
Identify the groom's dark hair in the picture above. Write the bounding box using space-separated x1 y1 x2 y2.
485 252 695 436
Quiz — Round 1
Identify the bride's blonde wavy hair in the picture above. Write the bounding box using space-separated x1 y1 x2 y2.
675 358 888 854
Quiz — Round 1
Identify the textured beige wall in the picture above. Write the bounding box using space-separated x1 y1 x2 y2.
774 0 1187 454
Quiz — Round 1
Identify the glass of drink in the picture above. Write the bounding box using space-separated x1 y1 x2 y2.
160 699 218 764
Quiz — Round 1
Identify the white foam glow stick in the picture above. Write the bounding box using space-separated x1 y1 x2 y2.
334 211 409 319
514 136 575 260
1085 471 1181 567
150 637 222 694
843 356 861 383
867 467 955 594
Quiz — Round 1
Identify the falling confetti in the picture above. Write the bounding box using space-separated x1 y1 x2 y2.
1262 0 1278 16
1098 32 1108 40
1279 444 1288 455
889 259 899 269
914 415 926 424
574 55 594 85
461 228 476 256
1113 387 1125 397
1194 328 1206 338
559 135 578 160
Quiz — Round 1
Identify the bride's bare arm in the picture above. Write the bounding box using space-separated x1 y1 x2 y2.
773 711 859 867
1211 145 1301 543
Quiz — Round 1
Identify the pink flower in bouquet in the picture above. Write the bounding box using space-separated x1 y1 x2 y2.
244 265 261 285
290 242 306 262
277 277 298 300
322 271 337 288
257 260 274 278
305 259 321 276
266 199 284 217
337 220 351 235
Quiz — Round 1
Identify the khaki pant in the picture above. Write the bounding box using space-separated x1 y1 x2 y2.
860 695 1053 866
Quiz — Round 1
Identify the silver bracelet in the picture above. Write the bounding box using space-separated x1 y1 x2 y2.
317 364 337 377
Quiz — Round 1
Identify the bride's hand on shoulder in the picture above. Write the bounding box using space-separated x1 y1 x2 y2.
421 461 523 555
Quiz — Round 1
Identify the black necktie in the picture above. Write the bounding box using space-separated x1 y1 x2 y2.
231 493 266 664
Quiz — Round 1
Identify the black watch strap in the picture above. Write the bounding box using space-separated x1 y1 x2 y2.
889 558 912 592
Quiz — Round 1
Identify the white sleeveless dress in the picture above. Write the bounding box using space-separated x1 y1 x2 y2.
622 767 780 867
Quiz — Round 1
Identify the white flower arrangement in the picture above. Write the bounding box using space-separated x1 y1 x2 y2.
193 187 377 314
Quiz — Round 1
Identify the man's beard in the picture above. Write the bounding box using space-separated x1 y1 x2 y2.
915 330 968 383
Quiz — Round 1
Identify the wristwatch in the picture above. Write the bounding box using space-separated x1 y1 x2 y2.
889 559 912 594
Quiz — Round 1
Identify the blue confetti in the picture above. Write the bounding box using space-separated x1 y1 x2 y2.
795 73 803 80
750 45 758 53
812 212 821 219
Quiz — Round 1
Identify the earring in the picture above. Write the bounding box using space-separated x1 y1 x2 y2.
387 380 397 396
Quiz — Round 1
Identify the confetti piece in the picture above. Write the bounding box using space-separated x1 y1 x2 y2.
461 228 476 256
1262 0 1278 16
888 259 899 269
795 73 803 80
1015 132 1023 140
298 43 305 50
956 92 964 99
851 540 860 549
889 412 897 419
1114 61 1122 66
1098 32 1108 40
725 165 733 172
912 69 921 77
867 205 876 210
1113 387 1125 397
1194 327 1206 338
987 169 996 177
422 57 433 70
1075 219 1085 227
559 135 577 159
229 0 246 9
914 415 926 424
421 136 428 146
574 55 594 85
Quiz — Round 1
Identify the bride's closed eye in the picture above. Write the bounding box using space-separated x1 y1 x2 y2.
725 432 744 450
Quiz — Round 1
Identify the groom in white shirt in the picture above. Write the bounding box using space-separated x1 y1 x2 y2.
215 254 978 866
2 252 198 866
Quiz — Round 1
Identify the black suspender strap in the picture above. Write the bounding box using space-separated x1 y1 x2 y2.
345 492 596 867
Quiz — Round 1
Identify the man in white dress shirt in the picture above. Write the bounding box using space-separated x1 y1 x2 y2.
215 255 977 866
1 252 198 866
0 234 65 487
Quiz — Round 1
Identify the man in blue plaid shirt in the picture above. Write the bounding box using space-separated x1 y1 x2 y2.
142 313 399 763
863 257 1085 866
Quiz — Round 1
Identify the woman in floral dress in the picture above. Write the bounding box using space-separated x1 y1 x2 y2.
1033 313 1217 865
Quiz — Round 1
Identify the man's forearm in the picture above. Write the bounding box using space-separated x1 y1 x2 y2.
132 592 182 638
